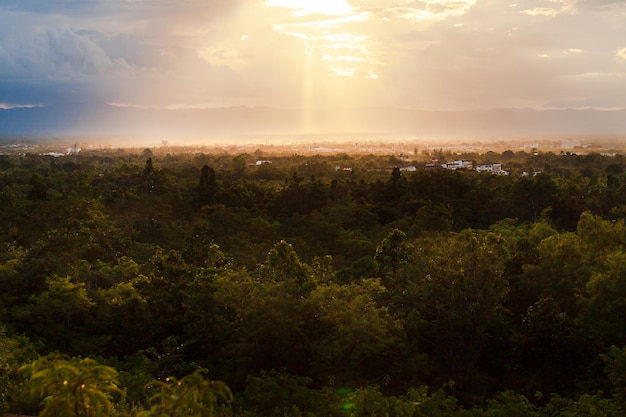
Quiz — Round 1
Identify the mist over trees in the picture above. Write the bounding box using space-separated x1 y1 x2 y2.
2 148 626 416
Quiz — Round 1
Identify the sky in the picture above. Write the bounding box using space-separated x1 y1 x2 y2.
1 0 626 136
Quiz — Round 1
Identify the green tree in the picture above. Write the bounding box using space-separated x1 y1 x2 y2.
581 251 626 346
518 297 588 394
20 355 123 417
373 228 411 286
13 276 95 353
343 385 416 417
0 244 27 319
0 325 38 415
28 174 49 201
259 240 313 292
308 279 402 386
523 231 589 315
97 281 151 356
405 231 511 393
513 219 596 392
197 165 217 205
230 156 247 179
237 369 341 417
198 165 215 192
413 201 454 234
479 390 537 417
511 174 558 221
577 211 626 263
225 273 315 380
545 393 620 417
141 158 167 194
138 370 231 417
600 346 626 412
132 249 197 344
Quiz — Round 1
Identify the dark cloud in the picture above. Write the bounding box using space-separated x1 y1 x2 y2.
0 25 129 80
0 0 105 15
0 0 250 104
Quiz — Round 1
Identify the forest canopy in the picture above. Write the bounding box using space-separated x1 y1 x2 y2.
1 148 626 416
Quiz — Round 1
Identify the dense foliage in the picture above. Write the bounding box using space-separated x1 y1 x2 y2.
1 147 626 416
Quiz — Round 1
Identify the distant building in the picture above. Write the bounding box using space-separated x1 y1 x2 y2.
442 160 473 170
399 166 417 172
310 147 335 153
424 163 443 169
476 163 502 173
561 139 581 149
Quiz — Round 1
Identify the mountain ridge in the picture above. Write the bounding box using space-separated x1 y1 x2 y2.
2 105 625 139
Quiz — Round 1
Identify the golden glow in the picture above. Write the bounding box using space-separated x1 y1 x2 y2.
379 1 477 21
269 9 373 81
265 0 477 87
263 0 485 132
521 8 560 16
265 0 353 16
386 7 433 21
197 46 243 68
14 0 625 140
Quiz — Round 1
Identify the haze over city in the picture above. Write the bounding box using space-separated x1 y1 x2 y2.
1 0 626 141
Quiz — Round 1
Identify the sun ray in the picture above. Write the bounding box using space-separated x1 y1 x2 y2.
266 0 353 16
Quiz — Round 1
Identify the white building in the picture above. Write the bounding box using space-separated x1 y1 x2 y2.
442 160 473 170
477 163 509 175
561 139 581 149
476 163 502 173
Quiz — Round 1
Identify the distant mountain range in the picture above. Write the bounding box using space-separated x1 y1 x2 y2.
2 104 626 140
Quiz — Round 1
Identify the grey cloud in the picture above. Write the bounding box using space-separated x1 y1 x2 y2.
0 0 246 79
0 46 15 73
85 31 169 69
0 0 104 14
45 28 125 75
379 0 626 109
578 0 626 7
1 0 624 113
0 26 130 79
0 0 264 109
